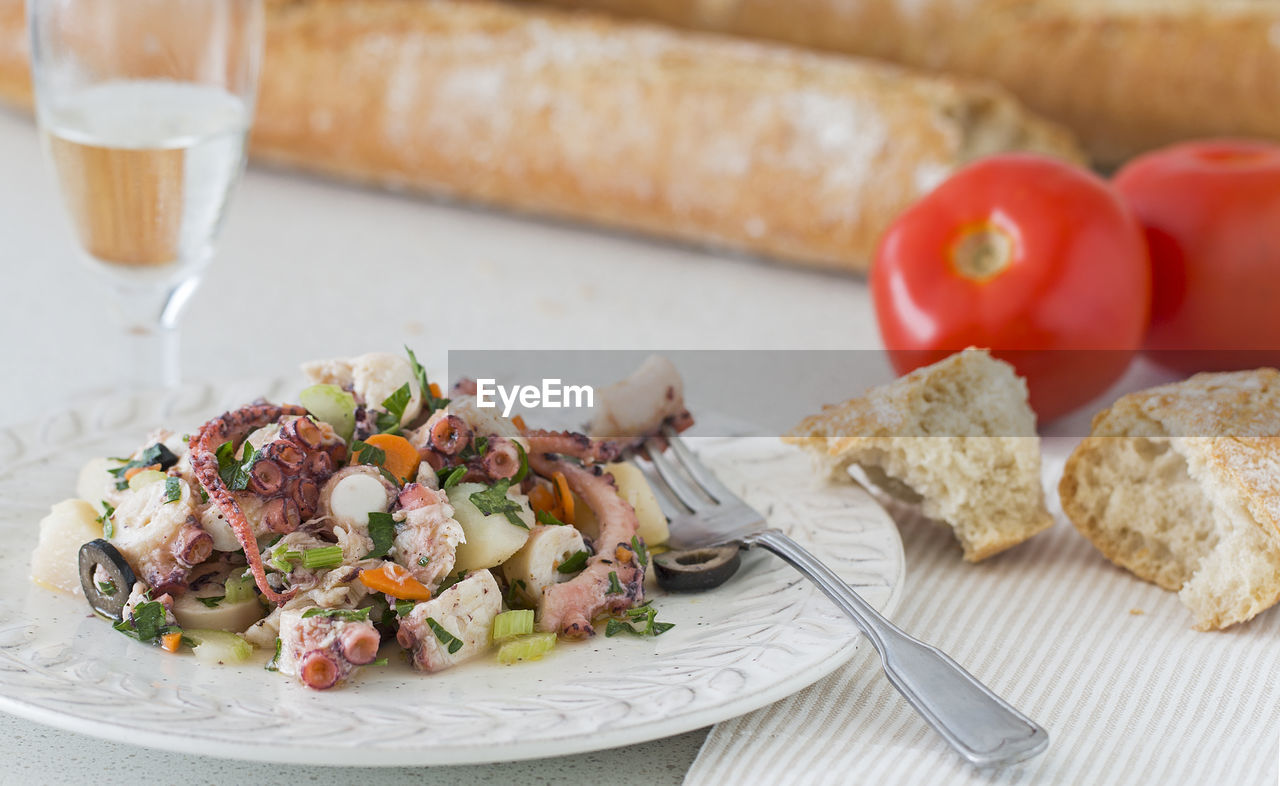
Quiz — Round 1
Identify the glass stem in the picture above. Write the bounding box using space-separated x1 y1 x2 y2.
107 275 203 390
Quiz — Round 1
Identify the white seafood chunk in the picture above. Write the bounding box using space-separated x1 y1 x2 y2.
445 394 524 445
393 484 465 590
588 355 686 438
111 478 210 592
302 352 422 427
397 570 501 673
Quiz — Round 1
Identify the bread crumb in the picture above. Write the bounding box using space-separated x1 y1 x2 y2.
1129 609 1144 616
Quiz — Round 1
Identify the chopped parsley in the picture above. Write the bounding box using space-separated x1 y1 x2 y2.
163 476 182 504
436 465 466 490
301 607 371 622
417 556 431 567
372 657 389 667
375 383 412 434
199 487 209 504
394 598 416 617
604 603 675 638
96 580 118 597
364 512 396 559
425 616 464 654
556 550 589 574
631 535 648 568
406 345 450 413
215 441 261 492
107 444 178 490
112 600 179 644
437 569 468 594
469 479 527 529
351 440 386 468
606 571 624 595
459 436 489 462
512 440 529 483
265 638 282 671
504 578 528 608
536 510 568 527
196 595 224 608
96 501 115 538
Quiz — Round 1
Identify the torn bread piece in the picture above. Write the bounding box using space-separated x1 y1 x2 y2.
786 348 1053 562
1059 368 1280 631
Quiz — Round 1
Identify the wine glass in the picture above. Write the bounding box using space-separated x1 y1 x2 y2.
27 0 264 389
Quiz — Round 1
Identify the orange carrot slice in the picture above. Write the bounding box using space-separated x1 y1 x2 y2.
161 632 183 653
359 563 433 601
553 471 575 525
362 433 419 483
511 415 527 432
529 484 557 516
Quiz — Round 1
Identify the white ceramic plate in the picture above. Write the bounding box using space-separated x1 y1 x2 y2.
0 381 904 766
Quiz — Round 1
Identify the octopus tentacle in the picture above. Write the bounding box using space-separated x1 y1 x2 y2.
249 460 284 496
530 451 644 638
299 651 340 690
480 437 520 480
524 430 622 464
264 440 305 471
425 411 472 455
171 519 214 568
189 402 306 605
280 608 379 690
338 625 382 666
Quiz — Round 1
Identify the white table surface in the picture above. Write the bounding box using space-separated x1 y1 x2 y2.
0 105 878 783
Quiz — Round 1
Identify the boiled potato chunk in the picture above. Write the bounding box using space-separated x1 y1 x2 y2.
574 463 669 546
30 499 102 594
75 457 115 509
447 483 533 571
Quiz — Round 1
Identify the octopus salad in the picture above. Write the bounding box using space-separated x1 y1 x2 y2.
29 350 691 690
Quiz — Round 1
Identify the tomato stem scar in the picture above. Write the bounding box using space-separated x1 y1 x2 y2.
951 223 1014 281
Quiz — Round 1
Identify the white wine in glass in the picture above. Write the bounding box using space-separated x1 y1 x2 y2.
28 0 263 388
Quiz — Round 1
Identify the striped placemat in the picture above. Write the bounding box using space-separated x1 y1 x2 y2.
685 436 1280 786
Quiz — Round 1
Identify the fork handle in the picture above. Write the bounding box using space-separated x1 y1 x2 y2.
750 529 1049 769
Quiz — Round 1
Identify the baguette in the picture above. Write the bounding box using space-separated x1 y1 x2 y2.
0 0 1082 273
1059 369 1280 630
528 0 1280 166
786 349 1054 562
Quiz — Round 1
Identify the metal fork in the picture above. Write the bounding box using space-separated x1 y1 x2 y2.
641 425 1049 769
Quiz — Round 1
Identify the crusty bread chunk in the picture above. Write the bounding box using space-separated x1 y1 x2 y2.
786 348 1053 562
1060 369 1280 631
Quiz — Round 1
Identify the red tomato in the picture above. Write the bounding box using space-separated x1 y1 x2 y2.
1113 139 1280 372
872 154 1151 421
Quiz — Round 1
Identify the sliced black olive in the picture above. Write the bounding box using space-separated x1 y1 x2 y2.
151 443 180 471
654 545 741 593
79 539 137 620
